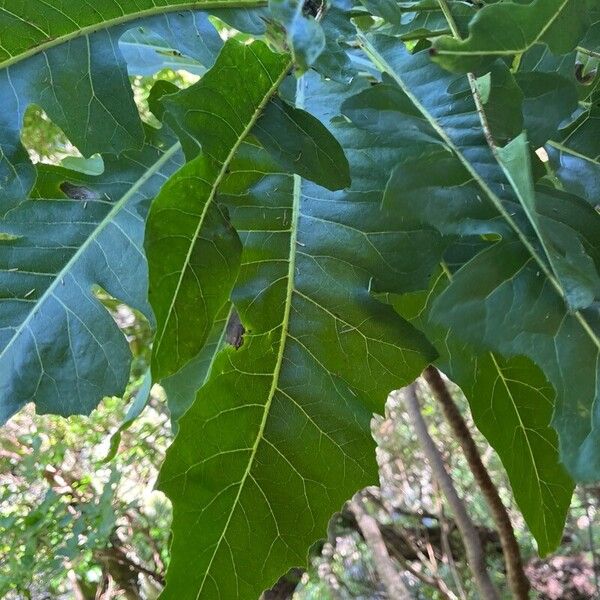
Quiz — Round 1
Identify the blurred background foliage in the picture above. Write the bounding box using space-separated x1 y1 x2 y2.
2 17 600 600
3 288 599 598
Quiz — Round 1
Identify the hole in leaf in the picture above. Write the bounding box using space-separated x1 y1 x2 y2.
535 147 549 163
21 105 86 167
93 285 153 378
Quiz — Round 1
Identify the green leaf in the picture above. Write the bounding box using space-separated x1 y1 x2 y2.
497 133 600 310
515 71 579 147
0 25 143 205
0 8 230 206
459 353 573 555
162 303 232 431
146 40 291 381
360 0 476 41
514 43 600 203
392 271 574 556
359 0 402 25
0 1 263 67
118 11 224 76
0 8 234 420
358 35 600 306
209 4 355 82
476 62 524 144
312 5 357 82
403 1 474 40
269 0 326 72
545 89 600 205
158 73 436 599
356 35 600 480
546 136 600 206
0 126 184 422
345 73 575 547
431 0 590 73
430 242 600 481
254 97 351 191
580 7 600 52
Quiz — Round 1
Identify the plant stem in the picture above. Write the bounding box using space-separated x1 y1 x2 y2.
436 0 460 37
423 366 531 599
402 383 501 600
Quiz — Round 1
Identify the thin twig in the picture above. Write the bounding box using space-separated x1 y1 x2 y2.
423 366 531 599
390 525 460 600
436 0 461 38
402 383 500 599
361 486 459 598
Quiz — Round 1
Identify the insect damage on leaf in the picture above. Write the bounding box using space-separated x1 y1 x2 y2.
60 182 102 200
225 310 245 349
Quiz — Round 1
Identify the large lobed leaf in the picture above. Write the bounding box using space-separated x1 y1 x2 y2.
157 71 437 598
145 34 355 382
0 9 228 420
346 34 593 549
355 35 600 482
0 8 231 206
0 0 264 67
0 126 183 422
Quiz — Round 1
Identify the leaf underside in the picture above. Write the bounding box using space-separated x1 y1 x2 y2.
158 72 436 599
2 2 600 593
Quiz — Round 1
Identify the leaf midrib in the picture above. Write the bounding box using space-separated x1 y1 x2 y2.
192 77 304 598
548 140 600 166
195 171 301 599
0 0 268 70
0 141 182 364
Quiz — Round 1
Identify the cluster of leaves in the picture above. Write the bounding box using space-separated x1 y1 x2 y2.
1 0 600 598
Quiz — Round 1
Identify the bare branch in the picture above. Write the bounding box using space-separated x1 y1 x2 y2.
423 366 530 599
402 383 500 600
